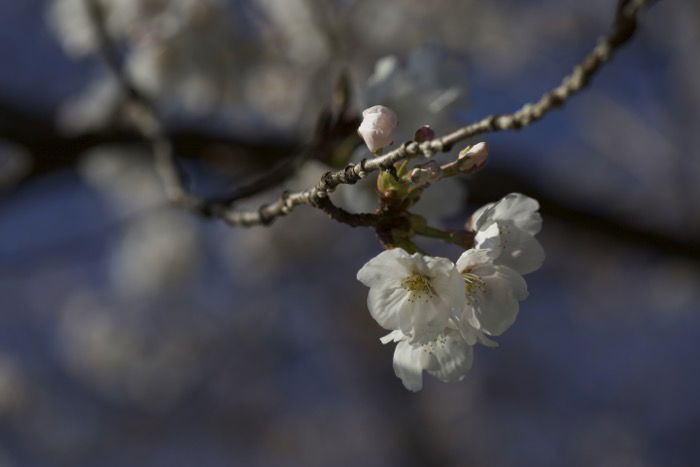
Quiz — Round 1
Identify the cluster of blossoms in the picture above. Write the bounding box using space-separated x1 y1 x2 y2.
354 105 544 391
357 193 544 391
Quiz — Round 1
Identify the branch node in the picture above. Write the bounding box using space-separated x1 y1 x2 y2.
257 203 275 225
343 164 358 183
355 158 368 178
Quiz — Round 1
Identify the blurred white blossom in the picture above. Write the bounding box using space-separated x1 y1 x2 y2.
110 211 199 300
79 145 200 300
79 145 165 213
57 294 202 410
48 0 242 114
57 76 123 133
0 140 31 190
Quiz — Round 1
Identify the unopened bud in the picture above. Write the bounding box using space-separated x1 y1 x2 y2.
408 161 442 186
456 142 488 171
440 142 489 177
413 125 436 143
357 105 398 153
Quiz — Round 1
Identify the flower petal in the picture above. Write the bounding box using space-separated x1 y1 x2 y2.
380 330 406 344
456 245 497 272
468 201 495 232
356 248 412 287
425 330 474 383
491 193 542 235
494 223 545 275
393 339 428 392
367 283 407 330
471 264 526 336
494 265 529 301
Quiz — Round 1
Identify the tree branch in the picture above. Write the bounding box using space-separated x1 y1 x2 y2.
88 0 654 228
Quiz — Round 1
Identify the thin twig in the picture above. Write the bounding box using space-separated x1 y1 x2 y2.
89 0 653 228
210 0 654 227
313 196 381 227
84 0 199 209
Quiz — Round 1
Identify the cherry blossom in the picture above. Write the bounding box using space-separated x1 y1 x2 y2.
356 248 466 343
456 248 528 337
469 193 545 275
380 328 473 392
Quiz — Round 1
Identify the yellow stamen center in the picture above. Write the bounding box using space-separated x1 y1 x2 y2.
401 273 436 303
462 272 486 302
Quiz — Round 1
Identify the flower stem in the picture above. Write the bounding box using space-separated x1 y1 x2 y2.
412 223 474 249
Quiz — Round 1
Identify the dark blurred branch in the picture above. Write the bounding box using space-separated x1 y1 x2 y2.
0 95 299 196
6 164 700 277
85 0 202 210
470 167 700 262
93 0 654 228
84 0 364 225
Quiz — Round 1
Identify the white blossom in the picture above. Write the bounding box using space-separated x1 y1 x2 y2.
376 247 529 391
0 140 31 190
356 248 466 343
469 193 545 275
357 105 398 153
380 329 473 392
358 194 544 392
456 248 528 338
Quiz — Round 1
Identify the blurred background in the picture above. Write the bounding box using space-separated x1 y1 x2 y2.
1 0 699 466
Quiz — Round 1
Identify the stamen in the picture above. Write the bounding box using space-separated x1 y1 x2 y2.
401 273 436 303
462 272 486 302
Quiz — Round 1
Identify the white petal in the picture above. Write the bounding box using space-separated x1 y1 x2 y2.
356 248 412 287
453 307 482 345
367 283 408 331
455 318 480 346
494 223 545 275
380 330 406 344
472 222 503 257
468 201 495 232
401 256 466 342
471 264 526 336
494 265 529 301
429 258 470 312
399 303 438 342
426 331 474 383
421 255 458 278
456 244 498 272
478 334 499 348
491 193 542 235
393 340 428 392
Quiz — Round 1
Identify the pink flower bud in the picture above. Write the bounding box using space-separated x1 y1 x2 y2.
358 105 398 153
413 125 436 143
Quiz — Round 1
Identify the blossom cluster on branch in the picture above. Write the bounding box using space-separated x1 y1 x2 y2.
39 0 654 395
358 193 544 391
